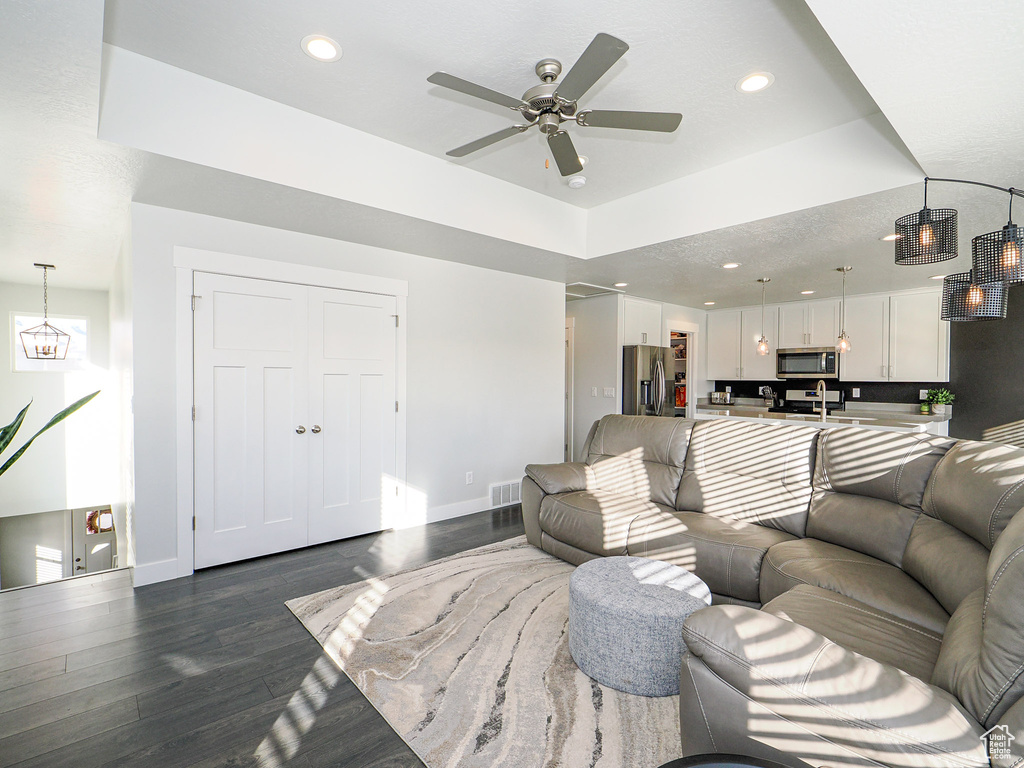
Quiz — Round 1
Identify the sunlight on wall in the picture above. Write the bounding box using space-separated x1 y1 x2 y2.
34 544 62 584
254 577 389 767
63 365 117 510
380 473 427 530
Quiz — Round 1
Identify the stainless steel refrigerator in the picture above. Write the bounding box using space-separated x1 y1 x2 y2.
622 345 674 416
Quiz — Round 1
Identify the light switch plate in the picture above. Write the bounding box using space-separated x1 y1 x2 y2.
603 387 615 398
725 386 732 393
591 387 598 397
919 389 928 400
852 388 860 398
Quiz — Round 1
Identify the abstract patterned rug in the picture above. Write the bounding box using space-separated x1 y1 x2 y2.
286 536 681 768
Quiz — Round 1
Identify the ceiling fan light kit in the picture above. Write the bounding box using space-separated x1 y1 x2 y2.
428 33 682 176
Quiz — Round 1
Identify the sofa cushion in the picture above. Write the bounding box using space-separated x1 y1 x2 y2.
585 415 695 507
761 538 949 634
903 514 989 615
676 419 820 537
923 439 1024 550
763 584 943 682
537 489 671 558
626 509 795 603
933 510 1024 728
806 428 954 567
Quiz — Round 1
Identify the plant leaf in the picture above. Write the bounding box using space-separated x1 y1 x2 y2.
0 391 100 478
0 402 31 456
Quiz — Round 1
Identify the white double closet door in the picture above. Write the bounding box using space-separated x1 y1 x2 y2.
193 272 398 569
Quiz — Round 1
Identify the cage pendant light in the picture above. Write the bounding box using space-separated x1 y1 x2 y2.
894 178 958 265
941 270 1007 321
836 266 852 353
972 189 1024 284
756 278 771 356
19 264 70 360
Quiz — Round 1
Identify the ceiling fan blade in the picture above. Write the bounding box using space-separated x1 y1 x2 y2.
427 72 526 110
554 33 629 104
577 109 682 133
446 125 530 157
547 131 583 176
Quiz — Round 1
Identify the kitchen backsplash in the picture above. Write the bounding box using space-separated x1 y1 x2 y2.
712 380 950 405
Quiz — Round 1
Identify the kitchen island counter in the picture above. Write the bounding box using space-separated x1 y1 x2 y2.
695 403 950 435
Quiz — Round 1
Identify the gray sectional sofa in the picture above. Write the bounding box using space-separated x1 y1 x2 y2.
523 415 1024 768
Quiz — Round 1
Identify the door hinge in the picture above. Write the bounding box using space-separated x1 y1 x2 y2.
392 314 399 327
192 516 196 531
395 400 399 412
191 405 196 421
395 486 399 496
191 294 202 311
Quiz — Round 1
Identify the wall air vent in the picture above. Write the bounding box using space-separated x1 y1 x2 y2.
565 282 625 300
489 480 522 509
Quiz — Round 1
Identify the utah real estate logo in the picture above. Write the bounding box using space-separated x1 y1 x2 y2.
982 723 1016 762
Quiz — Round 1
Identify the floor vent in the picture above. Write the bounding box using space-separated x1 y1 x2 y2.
489 480 521 508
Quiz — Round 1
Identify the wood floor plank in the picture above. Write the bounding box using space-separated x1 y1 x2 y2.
0 507 522 768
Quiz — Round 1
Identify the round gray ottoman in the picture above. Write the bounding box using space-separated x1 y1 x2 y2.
568 556 711 696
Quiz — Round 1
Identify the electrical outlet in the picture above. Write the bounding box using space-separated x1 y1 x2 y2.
591 387 598 397
919 390 928 401
465 471 473 485
725 386 732 393
603 387 615 398
852 388 860 398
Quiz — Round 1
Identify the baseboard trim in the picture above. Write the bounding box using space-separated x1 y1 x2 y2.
423 496 493 526
131 558 180 587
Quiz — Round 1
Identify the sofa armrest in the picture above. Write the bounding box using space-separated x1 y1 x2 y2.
524 462 592 495
682 605 988 766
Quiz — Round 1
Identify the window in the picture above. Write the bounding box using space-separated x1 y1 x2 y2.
11 314 88 372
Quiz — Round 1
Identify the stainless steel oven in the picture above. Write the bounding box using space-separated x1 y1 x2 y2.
776 347 839 379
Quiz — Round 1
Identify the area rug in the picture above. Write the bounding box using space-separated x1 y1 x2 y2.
285 536 681 768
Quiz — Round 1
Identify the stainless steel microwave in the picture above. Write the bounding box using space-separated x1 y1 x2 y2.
776 347 839 379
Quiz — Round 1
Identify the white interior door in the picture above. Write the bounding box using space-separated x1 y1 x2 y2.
193 273 310 568
307 287 398 545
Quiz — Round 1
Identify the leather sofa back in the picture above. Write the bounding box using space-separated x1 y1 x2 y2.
806 429 953 567
676 419 820 537
933 509 1024 727
585 415 695 507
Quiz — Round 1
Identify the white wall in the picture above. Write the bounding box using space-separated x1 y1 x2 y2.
109 224 135 568
128 203 565 579
0 282 116 518
565 294 622 460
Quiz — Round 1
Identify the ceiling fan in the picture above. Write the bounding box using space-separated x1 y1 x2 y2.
427 33 682 176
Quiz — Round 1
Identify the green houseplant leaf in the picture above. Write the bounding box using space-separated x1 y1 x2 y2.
0 391 100 478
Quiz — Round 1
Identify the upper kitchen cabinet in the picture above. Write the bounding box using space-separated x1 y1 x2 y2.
839 289 948 382
706 307 779 380
623 297 663 346
840 294 890 381
778 299 840 348
741 306 779 380
889 290 949 382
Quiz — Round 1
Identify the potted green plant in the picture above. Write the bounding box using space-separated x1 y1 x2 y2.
1 391 99 477
926 388 955 416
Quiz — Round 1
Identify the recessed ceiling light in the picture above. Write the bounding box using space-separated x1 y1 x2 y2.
801 290 815 295
722 263 740 269
929 274 946 280
302 35 342 62
881 233 901 241
704 301 716 306
736 72 775 93
614 282 628 287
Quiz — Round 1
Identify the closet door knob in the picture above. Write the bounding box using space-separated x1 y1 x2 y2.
295 426 306 434
311 425 322 434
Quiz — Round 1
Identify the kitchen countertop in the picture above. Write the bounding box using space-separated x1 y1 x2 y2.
695 400 950 433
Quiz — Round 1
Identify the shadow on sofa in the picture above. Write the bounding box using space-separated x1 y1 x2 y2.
523 414 1024 768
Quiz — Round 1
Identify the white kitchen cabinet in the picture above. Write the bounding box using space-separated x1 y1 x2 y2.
706 307 778 380
889 291 949 382
707 310 741 380
623 297 663 346
740 306 779 380
840 294 890 382
777 300 840 348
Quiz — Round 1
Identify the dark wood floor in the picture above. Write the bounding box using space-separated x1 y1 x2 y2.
0 506 525 767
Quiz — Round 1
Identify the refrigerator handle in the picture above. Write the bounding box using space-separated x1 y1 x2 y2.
654 357 665 416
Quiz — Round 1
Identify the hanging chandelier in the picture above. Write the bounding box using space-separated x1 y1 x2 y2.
972 188 1023 285
755 277 771 356
894 178 958 265
19 264 70 360
836 266 852 353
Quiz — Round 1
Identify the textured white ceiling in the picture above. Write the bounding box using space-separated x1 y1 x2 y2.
102 0 879 208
